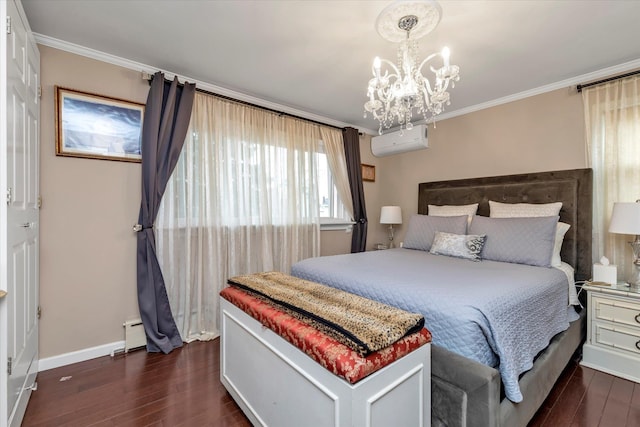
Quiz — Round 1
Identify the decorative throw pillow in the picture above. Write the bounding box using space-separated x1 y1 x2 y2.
469 215 559 267
429 231 486 261
489 200 562 218
403 215 468 252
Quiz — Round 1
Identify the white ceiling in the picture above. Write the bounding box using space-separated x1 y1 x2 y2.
21 0 640 134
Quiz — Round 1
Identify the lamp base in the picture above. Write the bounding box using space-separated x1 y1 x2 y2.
627 237 640 291
387 224 395 249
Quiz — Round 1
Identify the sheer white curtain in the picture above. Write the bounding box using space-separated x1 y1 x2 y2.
319 127 354 220
156 92 323 341
583 75 640 280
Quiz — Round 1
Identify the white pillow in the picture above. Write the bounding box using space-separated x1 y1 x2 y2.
551 222 571 267
489 200 562 218
429 203 478 218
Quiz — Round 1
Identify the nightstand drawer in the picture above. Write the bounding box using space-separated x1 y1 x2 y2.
593 295 640 329
593 323 640 356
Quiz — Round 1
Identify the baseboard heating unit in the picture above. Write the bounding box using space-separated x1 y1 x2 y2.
123 319 146 352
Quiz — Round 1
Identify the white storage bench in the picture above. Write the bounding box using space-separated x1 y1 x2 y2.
220 294 431 427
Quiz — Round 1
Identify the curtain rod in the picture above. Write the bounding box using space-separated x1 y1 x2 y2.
577 69 640 92
195 87 345 131
145 72 345 131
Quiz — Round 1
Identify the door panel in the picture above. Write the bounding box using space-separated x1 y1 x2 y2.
3 1 39 426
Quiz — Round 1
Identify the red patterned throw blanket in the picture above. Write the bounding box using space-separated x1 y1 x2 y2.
220 286 431 383
227 271 425 357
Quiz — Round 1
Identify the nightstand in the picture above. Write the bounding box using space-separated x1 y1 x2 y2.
581 283 640 383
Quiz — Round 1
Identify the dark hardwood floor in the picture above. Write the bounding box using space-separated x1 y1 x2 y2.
23 340 251 427
22 339 640 426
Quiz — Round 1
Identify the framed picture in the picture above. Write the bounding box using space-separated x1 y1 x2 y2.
55 86 145 162
361 163 375 182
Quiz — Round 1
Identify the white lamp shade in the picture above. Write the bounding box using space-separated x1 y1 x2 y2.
380 206 402 224
609 202 640 235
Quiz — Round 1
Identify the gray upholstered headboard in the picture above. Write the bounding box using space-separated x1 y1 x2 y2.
418 168 593 281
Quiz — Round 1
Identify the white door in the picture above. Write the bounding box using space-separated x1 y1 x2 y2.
1 1 40 426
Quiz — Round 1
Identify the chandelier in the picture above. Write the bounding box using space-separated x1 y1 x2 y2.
364 0 460 134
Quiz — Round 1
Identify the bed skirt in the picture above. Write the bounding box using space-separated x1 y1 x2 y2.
220 297 432 427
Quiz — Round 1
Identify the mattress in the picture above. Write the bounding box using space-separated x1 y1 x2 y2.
291 247 577 402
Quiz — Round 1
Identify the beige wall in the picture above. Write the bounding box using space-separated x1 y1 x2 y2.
39 46 148 358
38 46 378 358
39 45 588 360
373 88 588 244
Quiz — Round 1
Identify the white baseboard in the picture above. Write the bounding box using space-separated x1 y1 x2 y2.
38 341 126 372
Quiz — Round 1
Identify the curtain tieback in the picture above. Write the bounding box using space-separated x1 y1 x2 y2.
357 218 367 224
133 224 153 232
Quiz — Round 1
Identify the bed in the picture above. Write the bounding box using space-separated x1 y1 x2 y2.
292 168 593 427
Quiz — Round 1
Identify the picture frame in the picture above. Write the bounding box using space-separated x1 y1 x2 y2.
55 86 145 162
361 163 375 182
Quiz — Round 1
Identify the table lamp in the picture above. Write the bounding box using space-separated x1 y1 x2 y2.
380 206 402 248
609 201 640 289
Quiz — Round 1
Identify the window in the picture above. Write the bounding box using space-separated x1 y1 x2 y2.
317 143 352 229
583 75 640 276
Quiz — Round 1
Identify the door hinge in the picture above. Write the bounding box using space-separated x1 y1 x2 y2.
38 86 42 99
6 187 12 205
37 306 41 319
7 357 12 375
6 16 10 35
37 195 42 209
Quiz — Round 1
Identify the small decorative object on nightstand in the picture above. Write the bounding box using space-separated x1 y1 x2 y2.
380 206 402 248
581 283 640 383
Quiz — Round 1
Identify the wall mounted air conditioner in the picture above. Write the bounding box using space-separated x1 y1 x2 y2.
371 124 428 157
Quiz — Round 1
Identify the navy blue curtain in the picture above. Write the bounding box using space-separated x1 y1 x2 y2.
136 72 195 353
342 127 368 252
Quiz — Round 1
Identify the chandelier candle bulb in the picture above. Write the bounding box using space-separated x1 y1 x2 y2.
374 57 381 73
442 47 450 67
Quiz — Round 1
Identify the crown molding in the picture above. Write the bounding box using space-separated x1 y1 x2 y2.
33 33 378 135
34 33 639 134
436 57 640 122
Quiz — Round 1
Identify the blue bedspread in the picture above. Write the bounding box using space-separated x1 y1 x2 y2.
291 248 575 402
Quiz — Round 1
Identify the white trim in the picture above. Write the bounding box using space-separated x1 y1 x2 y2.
434 58 640 123
38 341 125 372
33 33 640 134
320 221 354 231
32 33 378 135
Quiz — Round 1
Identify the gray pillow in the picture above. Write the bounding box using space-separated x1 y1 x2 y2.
403 215 468 251
469 215 559 267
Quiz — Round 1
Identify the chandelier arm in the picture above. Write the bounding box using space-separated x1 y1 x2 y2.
377 58 402 78
417 52 443 74
421 86 431 105
438 78 450 93
422 78 433 96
